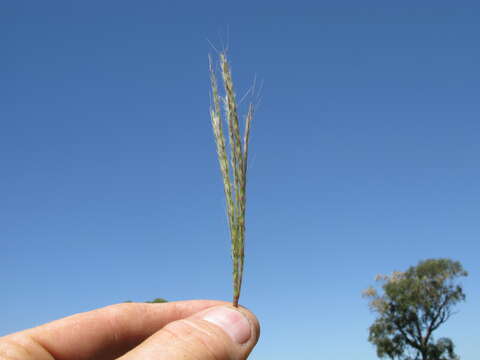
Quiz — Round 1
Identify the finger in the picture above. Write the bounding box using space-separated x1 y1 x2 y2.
0 300 225 360
119 305 260 360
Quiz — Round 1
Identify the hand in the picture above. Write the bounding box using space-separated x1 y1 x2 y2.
0 300 260 360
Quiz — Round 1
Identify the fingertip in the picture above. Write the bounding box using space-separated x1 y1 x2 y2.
119 304 260 360
236 305 261 343
198 305 260 346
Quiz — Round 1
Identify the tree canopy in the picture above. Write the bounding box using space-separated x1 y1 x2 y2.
124 298 168 304
363 258 467 360
145 298 168 303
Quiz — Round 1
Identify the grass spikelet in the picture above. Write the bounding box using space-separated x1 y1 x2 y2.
209 52 254 307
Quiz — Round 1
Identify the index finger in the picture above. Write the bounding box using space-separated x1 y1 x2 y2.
1 300 226 360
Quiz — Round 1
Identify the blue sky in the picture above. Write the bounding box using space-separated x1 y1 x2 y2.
1 1 479 359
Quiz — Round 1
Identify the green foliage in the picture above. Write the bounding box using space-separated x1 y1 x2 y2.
146 298 168 303
123 298 168 303
363 259 467 360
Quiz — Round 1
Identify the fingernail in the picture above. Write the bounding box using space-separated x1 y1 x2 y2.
202 307 252 344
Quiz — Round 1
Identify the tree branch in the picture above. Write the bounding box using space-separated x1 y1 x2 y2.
425 294 450 345
393 319 421 351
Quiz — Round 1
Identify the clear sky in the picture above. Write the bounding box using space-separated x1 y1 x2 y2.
1 2 479 359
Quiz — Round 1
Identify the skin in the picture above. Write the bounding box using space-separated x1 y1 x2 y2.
0 300 260 360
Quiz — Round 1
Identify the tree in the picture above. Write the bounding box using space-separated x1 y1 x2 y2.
363 258 467 360
124 298 168 303
145 298 168 303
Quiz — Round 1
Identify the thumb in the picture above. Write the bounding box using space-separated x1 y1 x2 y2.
119 305 260 360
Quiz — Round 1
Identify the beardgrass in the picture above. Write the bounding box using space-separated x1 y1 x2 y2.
209 52 254 307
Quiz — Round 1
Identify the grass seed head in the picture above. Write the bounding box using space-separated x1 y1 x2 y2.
209 51 254 307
